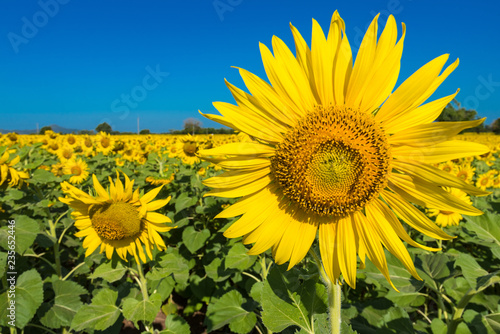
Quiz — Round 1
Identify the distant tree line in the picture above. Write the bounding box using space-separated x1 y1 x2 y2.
436 99 499 134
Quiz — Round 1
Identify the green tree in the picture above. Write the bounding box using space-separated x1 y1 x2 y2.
96 122 112 134
139 129 151 135
39 126 52 134
436 99 477 122
491 118 500 134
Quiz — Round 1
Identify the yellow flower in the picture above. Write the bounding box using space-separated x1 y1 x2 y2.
455 163 475 184
96 132 114 155
199 12 489 289
0 150 29 187
59 172 173 263
63 158 89 184
427 187 471 227
145 174 175 186
177 134 201 165
476 173 493 190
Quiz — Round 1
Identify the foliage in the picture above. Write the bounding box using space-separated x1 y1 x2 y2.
95 122 112 134
0 133 499 333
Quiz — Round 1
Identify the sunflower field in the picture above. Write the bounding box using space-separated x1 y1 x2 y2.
0 130 499 334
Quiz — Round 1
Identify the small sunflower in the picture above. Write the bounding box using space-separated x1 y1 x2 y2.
59 172 173 263
427 187 471 227
455 163 475 184
199 12 490 289
96 131 115 155
145 174 175 186
63 158 90 184
177 134 201 165
0 150 29 187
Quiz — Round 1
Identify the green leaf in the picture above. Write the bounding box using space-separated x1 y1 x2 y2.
174 192 197 213
0 252 6 278
415 253 453 290
251 265 327 333
1 188 24 201
182 226 210 253
204 257 234 282
225 243 257 271
0 215 39 254
89 260 127 282
205 290 256 334
385 290 426 307
431 318 447 334
157 249 190 286
476 271 500 292
454 253 488 287
464 212 500 247
71 289 121 332
122 293 163 325
29 168 57 184
39 280 87 328
484 313 500 334
161 314 191 334
0 269 44 329
363 252 425 292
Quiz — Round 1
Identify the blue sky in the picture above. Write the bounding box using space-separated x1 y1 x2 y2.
1 0 499 133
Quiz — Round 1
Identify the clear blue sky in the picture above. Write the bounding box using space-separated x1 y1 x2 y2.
1 0 499 133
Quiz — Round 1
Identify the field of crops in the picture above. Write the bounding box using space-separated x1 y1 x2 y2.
0 131 499 334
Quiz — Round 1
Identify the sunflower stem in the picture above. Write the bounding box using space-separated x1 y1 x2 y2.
135 260 154 333
309 248 341 334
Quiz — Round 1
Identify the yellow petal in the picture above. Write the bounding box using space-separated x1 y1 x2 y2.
319 218 341 284
392 159 490 196
199 142 275 158
389 173 483 216
204 175 272 198
389 118 485 147
381 190 453 240
203 168 270 189
392 140 490 164
376 54 450 127
92 175 110 200
147 196 171 211
141 185 164 204
336 215 357 288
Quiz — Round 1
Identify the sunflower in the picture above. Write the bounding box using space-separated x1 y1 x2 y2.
455 163 475 184
0 150 29 187
199 12 490 289
427 187 471 227
59 172 173 263
96 131 115 155
63 158 90 184
177 134 201 165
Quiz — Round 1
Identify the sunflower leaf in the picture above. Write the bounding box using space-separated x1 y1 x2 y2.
464 212 500 247
182 226 210 253
162 314 191 333
251 265 327 333
0 215 39 254
71 289 121 332
122 293 163 325
0 269 44 329
89 260 127 283
225 242 257 271
39 279 87 329
205 289 257 333
454 253 488 287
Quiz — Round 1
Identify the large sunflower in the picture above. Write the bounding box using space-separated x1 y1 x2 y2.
59 172 173 263
199 12 490 289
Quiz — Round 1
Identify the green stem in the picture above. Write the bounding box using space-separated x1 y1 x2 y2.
447 288 476 334
135 261 154 333
47 219 62 278
309 248 341 334
136 261 149 302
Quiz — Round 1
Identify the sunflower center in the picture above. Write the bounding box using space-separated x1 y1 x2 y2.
90 202 141 240
71 165 82 176
271 105 391 216
101 137 111 148
84 139 93 148
68 136 76 145
63 150 73 159
183 142 197 156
